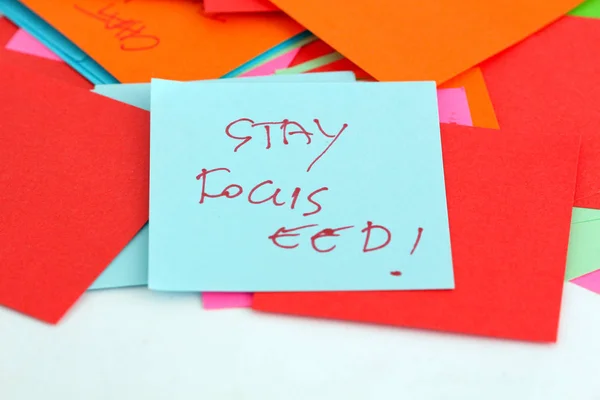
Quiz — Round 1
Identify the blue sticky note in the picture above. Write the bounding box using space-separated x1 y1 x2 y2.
0 0 118 84
149 80 454 291
88 72 357 290
92 72 357 111
93 83 153 111
89 226 149 290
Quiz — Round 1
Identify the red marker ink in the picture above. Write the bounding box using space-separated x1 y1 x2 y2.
195 167 242 203
361 221 392 252
225 118 254 152
307 122 348 172
313 119 342 139
390 271 402 276
410 227 424 255
310 225 354 253
262 124 272 150
247 180 286 207
252 121 288 150
268 224 318 249
73 2 160 51
303 187 328 217
119 29 161 51
218 184 243 199
282 119 313 145
289 187 302 210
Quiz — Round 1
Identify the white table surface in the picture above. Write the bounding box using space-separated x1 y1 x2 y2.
1 283 599 400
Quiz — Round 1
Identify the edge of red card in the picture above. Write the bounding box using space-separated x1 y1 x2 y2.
0 16 18 45
0 62 148 323
253 124 580 342
0 18 91 89
288 39 335 68
481 16 600 209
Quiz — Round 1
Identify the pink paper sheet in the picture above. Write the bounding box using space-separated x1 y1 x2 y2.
240 48 300 77
202 292 253 310
437 87 473 126
204 0 279 13
201 87 473 310
5 28 62 62
572 270 600 294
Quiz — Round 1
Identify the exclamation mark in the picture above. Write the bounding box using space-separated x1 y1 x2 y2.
410 227 424 255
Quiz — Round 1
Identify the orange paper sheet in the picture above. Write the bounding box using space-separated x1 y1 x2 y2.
268 0 584 83
300 52 498 129
20 0 303 82
441 67 499 129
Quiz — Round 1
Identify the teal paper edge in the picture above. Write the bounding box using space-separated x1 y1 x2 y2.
223 31 314 78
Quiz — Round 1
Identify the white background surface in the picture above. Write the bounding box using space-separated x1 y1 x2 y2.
1 283 599 400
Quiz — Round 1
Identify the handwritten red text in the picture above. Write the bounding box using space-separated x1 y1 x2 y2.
267 223 384 253
225 118 348 172
267 223 423 255
74 1 160 51
196 167 327 217
196 167 425 260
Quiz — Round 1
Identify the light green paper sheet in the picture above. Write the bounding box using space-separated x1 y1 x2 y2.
275 52 344 75
571 207 600 224
565 207 600 280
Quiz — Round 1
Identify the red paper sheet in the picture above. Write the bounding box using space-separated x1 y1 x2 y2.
203 0 279 13
253 124 580 342
0 16 18 45
0 62 149 323
0 48 91 89
481 16 600 209
0 18 91 89
288 39 336 68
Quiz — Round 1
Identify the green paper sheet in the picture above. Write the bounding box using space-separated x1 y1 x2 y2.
275 52 343 75
565 207 600 280
569 0 600 18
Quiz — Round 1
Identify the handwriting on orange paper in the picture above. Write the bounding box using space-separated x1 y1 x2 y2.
225 118 348 173
74 1 160 51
